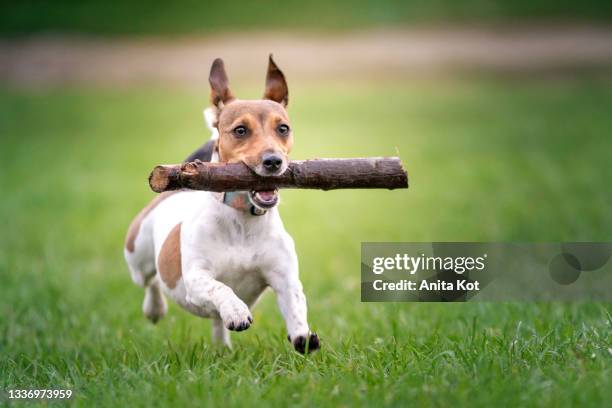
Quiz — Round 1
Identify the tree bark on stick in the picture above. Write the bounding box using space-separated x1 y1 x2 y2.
149 157 408 193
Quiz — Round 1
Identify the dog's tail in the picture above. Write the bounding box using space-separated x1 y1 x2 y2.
184 108 219 163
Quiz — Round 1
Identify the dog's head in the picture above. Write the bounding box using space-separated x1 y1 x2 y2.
208 55 292 209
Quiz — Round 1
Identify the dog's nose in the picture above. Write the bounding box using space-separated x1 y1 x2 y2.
262 153 283 172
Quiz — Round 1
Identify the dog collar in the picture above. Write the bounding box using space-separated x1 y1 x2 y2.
206 144 266 216
215 191 267 216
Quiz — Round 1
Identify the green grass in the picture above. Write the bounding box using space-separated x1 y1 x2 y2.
1 78 611 406
2 0 612 37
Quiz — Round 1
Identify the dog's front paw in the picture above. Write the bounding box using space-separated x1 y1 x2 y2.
219 300 253 332
288 332 320 354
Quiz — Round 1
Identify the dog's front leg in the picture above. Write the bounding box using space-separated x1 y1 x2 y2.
265 253 320 354
183 267 253 333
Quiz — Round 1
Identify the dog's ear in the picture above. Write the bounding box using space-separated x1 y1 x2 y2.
263 54 288 107
209 58 235 109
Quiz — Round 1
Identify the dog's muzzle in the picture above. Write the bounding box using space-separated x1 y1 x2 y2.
245 154 287 209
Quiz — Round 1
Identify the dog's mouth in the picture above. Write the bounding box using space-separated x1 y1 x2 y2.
249 189 279 209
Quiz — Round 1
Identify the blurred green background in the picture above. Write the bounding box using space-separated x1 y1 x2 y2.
1 0 612 36
1 1 611 407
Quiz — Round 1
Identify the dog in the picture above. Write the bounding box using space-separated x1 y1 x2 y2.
124 56 319 354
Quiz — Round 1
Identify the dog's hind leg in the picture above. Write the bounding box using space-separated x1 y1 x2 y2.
142 278 168 324
125 253 167 324
125 207 158 288
125 249 154 289
211 318 231 348
125 217 167 323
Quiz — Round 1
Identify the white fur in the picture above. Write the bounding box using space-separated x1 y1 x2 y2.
203 108 219 140
124 146 311 348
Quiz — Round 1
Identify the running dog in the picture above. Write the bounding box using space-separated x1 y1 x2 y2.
124 56 319 354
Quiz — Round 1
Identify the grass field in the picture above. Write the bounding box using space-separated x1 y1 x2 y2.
1 78 611 406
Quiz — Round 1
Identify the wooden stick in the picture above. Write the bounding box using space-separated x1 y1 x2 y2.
149 157 408 193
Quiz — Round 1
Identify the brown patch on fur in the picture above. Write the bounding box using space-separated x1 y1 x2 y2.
216 99 293 168
125 191 177 253
158 223 182 289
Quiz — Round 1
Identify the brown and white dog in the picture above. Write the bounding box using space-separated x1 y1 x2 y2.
124 56 319 354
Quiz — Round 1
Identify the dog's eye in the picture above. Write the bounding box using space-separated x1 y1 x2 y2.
277 124 290 136
233 126 248 137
